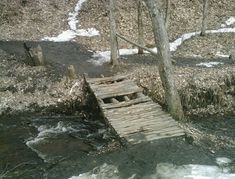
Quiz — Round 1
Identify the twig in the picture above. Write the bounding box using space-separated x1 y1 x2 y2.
1 162 36 178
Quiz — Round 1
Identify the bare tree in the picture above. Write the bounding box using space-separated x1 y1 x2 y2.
109 0 119 66
201 0 209 36
144 0 184 120
137 0 144 54
165 0 171 30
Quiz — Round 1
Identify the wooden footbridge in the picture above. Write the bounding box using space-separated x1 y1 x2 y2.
85 75 184 145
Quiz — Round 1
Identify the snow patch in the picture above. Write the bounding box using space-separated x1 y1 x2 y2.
42 30 77 42
89 49 139 66
170 32 200 52
68 0 87 31
90 16 235 66
225 17 235 26
42 0 99 42
76 28 100 37
216 51 230 58
196 61 224 67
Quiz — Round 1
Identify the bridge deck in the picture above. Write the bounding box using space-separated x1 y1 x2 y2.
85 75 184 144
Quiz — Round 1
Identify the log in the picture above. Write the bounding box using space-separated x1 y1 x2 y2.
116 33 157 56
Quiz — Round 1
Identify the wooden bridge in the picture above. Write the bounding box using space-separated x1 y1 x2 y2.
85 75 184 145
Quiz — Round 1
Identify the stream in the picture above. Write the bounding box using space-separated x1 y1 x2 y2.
0 112 235 178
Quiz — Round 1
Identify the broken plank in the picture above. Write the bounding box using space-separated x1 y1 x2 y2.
101 96 151 110
96 87 142 99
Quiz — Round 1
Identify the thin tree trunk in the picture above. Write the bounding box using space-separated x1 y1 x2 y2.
109 0 119 66
144 0 184 120
201 0 209 36
137 0 144 54
165 0 171 30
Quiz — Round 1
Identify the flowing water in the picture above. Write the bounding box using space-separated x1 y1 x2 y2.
0 112 235 178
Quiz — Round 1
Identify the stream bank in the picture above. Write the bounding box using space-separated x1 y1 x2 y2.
0 42 234 178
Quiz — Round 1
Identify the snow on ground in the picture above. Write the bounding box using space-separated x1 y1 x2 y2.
216 51 230 58
89 16 235 65
42 0 99 42
196 61 224 67
221 17 235 27
43 0 234 65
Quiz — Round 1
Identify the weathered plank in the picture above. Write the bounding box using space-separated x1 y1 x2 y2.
102 96 151 109
86 75 128 84
90 79 134 89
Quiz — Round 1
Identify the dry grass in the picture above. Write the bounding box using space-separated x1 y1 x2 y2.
123 64 235 117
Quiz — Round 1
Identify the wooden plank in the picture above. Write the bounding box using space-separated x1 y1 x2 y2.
102 96 151 109
145 132 185 141
124 127 184 139
104 101 161 114
90 80 134 89
95 85 142 99
109 115 175 128
86 75 128 84
104 105 163 118
117 123 180 137
126 131 184 144
105 106 169 119
107 112 172 125
116 122 180 136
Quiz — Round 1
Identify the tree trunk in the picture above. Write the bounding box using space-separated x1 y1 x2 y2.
144 0 184 120
165 0 171 30
201 0 209 36
109 0 119 66
137 0 144 54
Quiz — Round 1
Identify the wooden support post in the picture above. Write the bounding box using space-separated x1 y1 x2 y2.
136 92 145 98
24 43 45 66
165 0 171 30
201 0 209 36
124 96 130 101
144 0 184 120
111 98 119 104
137 0 144 54
109 0 119 66
67 65 77 80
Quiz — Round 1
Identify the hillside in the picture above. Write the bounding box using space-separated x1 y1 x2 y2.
0 0 234 57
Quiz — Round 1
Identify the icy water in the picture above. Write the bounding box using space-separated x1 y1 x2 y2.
0 113 235 178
